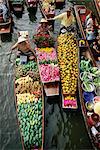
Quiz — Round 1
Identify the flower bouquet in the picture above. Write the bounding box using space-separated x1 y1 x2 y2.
33 34 55 48
64 96 77 108
39 64 60 82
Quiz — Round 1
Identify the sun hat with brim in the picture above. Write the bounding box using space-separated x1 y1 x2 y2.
40 18 48 23
17 36 27 44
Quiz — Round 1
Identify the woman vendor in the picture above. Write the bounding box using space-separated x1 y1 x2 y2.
51 7 76 33
11 36 36 63
37 18 52 35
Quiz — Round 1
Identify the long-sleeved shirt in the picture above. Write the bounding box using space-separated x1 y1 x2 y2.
53 12 75 28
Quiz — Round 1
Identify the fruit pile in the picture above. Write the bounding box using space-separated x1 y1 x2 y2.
15 59 43 149
57 33 78 108
57 33 78 95
17 95 42 149
16 60 39 80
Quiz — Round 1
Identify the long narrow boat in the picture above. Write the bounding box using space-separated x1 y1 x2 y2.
57 31 79 109
25 0 38 13
33 29 60 96
0 0 12 34
74 5 99 64
14 31 44 150
93 0 100 18
78 38 100 149
74 6 100 148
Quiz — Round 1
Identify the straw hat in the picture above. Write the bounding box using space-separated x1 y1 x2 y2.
17 36 27 44
40 18 48 23
94 102 100 116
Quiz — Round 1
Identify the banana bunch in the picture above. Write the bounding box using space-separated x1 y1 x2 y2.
16 93 36 104
57 33 78 95
15 76 33 94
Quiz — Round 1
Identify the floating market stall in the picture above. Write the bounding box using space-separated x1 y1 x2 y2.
0 0 12 35
33 33 60 96
14 31 44 149
39 0 55 29
74 5 100 64
78 38 100 149
57 33 79 109
39 0 55 19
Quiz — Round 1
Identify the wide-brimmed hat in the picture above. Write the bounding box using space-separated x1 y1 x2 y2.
40 18 48 23
17 36 27 44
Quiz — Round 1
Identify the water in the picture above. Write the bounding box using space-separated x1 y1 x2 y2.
0 0 94 149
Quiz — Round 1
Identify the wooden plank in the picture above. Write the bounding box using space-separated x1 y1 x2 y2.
44 82 59 96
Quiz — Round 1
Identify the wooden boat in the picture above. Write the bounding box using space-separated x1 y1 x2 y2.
0 0 12 34
93 0 100 19
39 0 55 19
78 38 100 149
57 30 79 109
74 5 99 64
39 0 55 29
26 0 38 13
14 31 44 150
10 0 24 15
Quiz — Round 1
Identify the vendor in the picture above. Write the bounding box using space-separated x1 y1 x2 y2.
51 7 76 32
37 18 52 35
85 12 98 43
11 36 36 61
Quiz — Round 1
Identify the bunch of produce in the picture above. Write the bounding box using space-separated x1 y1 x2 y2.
57 33 78 95
15 57 43 149
39 64 59 82
16 60 40 80
80 59 100 93
33 34 55 48
17 96 42 149
16 93 36 104
36 48 57 62
36 47 60 83
15 76 41 97
64 96 77 108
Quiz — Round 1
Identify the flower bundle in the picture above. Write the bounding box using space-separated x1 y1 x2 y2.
64 96 77 108
37 49 57 62
33 34 55 48
39 64 60 82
